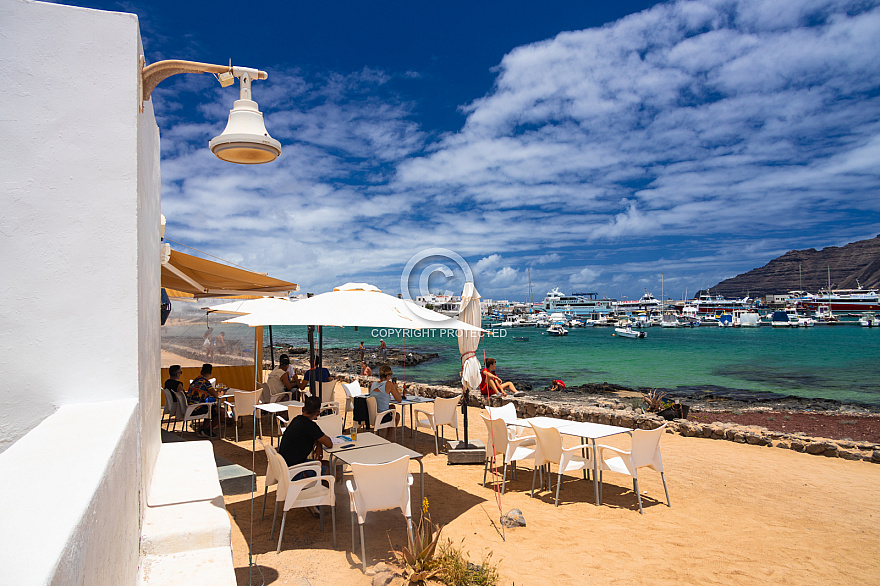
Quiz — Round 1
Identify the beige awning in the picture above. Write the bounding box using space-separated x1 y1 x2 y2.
161 249 298 299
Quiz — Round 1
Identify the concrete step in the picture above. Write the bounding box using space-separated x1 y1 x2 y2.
140 496 231 556
137 547 236 585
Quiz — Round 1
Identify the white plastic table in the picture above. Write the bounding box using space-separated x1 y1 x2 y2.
512 417 632 506
256 401 305 446
333 442 426 503
391 395 435 445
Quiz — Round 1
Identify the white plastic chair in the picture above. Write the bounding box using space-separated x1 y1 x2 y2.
173 389 213 438
222 389 261 442
161 387 179 431
366 396 397 441
270 453 336 553
530 423 593 507
320 402 340 416
485 402 534 441
413 395 460 454
316 413 343 438
275 404 304 436
346 456 414 571
598 423 670 514
258 440 279 521
480 415 536 494
339 380 362 430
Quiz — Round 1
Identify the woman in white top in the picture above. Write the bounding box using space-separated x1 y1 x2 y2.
369 364 403 439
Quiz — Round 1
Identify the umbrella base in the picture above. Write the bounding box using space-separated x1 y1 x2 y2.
446 440 486 465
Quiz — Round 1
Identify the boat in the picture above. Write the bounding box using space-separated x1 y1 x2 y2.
785 307 815 327
796 287 880 313
660 310 681 328
546 324 568 336
613 290 661 312
734 310 761 327
814 305 840 324
858 312 880 327
614 326 646 339
770 310 793 327
542 287 615 318
685 291 754 314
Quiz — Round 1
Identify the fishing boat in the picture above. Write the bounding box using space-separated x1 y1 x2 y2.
614 326 646 339
660 310 681 328
770 310 793 327
546 324 568 336
814 305 840 324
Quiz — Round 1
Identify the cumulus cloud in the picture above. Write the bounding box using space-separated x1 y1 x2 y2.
157 0 880 300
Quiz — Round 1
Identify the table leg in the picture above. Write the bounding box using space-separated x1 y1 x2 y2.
592 438 599 506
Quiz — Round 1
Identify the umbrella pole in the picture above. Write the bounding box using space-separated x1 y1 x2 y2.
318 326 324 401
269 325 275 369
462 385 469 445
308 325 316 399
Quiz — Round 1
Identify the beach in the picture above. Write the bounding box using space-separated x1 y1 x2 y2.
213 401 880 585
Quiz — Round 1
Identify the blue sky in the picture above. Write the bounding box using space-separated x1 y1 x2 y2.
66 0 880 302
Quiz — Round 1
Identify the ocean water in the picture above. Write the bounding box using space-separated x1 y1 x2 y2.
267 325 880 406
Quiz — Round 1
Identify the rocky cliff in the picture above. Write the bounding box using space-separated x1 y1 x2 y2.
711 235 880 297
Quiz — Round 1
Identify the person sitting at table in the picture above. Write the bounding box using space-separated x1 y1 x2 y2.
480 358 517 398
369 364 403 440
278 395 333 480
164 364 184 413
298 355 331 395
268 354 300 401
187 363 220 438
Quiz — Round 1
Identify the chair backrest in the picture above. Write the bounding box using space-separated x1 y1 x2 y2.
258 439 278 488
530 424 562 467
341 380 363 398
486 402 517 425
320 402 340 415
320 380 337 403
350 456 411 514
232 389 258 416
161 387 176 414
366 395 378 426
480 415 509 457
630 424 666 469
433 395 460 427
172 390 189 417
316 413 343 437
287 404 303 421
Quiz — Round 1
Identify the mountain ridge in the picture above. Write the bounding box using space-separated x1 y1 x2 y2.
710 235 880 298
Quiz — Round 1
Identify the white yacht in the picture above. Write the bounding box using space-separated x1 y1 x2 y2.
542 288 614 318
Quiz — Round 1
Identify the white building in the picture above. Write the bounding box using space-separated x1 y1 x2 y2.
0 1 233 583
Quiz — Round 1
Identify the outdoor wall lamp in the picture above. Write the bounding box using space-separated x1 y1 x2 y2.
141 59 281 164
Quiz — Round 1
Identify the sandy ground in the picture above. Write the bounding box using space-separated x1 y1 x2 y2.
203 403 880 586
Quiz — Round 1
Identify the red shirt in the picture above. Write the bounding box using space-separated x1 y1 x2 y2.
480 368 496 396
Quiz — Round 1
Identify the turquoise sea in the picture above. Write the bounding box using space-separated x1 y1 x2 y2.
266 324 880 406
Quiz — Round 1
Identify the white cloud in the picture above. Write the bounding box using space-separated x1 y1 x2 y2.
157 0 880 301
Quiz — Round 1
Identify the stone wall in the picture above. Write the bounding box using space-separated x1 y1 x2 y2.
341 374 880 465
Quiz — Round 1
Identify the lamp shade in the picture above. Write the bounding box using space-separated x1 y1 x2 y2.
209 98 281 164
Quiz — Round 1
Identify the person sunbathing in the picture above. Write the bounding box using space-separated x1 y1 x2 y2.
480 358 517 397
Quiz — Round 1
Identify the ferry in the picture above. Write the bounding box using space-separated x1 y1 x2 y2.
542 287 614 318
795 288 880 313
684 291 754 314
613 290 661 312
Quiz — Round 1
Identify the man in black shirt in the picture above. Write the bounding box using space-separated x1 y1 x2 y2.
278 396 332 472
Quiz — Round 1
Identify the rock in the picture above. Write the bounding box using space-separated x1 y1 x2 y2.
805 442 827 455
872 450 880 463
823 445 839 457
501 508 526 528
371 564 396 586
746 433 763 445
734 432 746 443
790 440 805 452
774 440 790 449
838 449 861 461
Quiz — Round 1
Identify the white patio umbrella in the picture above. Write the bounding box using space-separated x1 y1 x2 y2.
457 282 483 448
222 283 483 332
204 296 292 316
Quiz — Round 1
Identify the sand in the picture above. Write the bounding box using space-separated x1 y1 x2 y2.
207 403 880 585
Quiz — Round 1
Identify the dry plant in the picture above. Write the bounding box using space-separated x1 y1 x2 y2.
643 388 667 412
435 539 500 586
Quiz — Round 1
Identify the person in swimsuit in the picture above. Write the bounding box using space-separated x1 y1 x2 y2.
479 357 517 397
369 364 402 440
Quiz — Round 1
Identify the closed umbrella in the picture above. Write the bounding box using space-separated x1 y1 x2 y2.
456 282 483 448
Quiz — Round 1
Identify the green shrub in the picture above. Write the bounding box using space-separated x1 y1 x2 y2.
435 539 499 586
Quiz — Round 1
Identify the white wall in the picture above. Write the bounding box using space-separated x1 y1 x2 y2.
0 0 162 583
0 0 154 448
